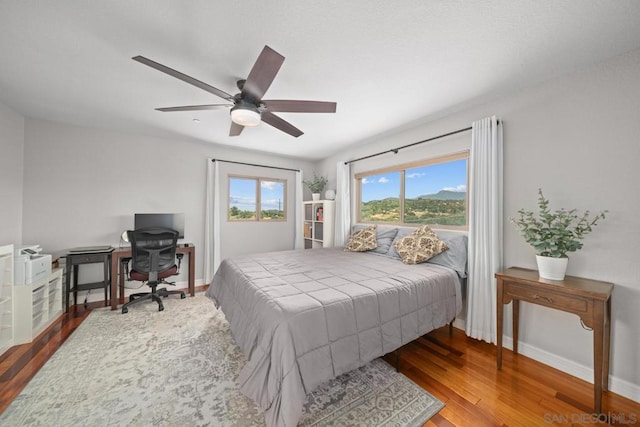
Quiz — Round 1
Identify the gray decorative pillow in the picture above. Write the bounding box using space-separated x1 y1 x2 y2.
352 225 398 255
345 224 377 252
427 232 468 277
393 225 448 264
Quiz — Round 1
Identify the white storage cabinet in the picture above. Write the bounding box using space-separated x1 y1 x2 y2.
302 200 335 249
0 244 14 355
14 268 63 344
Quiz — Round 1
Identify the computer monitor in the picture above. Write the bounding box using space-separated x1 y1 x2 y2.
134 213 185 238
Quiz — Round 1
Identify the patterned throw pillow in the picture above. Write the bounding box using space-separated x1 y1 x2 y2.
393 225 448 264
345 224 378 252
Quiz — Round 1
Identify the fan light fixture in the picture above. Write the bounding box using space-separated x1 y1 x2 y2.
231 105 261 127
133 46 336 137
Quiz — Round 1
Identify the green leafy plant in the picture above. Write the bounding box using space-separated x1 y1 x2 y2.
303 173 328 193
510 189 607 258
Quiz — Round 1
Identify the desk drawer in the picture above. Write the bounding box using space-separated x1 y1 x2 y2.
70 253 106 264
505 283 588 313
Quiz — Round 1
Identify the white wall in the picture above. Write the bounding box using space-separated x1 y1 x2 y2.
318 48 640 400
0 101 24 245
21 119 315 293
217 162 298 261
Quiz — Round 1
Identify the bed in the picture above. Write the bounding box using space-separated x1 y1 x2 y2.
206 226 466 427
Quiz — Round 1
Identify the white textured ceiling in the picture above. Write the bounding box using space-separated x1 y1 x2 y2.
1 1 640 160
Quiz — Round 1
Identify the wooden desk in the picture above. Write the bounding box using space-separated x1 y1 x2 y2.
495 267 613 414
110 244 195 310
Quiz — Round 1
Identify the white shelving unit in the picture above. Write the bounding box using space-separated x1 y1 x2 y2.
14 268 63 345
303 200 335 249
0 244 14 356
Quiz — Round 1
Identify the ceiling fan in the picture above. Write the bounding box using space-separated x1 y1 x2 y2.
132 46 337 137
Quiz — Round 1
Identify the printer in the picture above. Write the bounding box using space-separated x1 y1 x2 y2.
14 245 52 285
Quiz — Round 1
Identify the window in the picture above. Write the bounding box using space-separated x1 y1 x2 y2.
229 176 286 221
360 171 401 222
356 152 468 229
260 180 286 220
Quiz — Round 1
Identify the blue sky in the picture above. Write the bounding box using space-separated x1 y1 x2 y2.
229 178 284 211
361 159 467 202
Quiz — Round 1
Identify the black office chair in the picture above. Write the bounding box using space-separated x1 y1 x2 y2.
121 227 185 314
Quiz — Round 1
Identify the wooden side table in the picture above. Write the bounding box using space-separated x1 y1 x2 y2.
495 267 613 414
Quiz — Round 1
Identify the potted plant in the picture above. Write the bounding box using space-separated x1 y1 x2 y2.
303 173 328 201
510 189 607 280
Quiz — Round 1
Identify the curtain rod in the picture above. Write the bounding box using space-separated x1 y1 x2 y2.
344 126 474 165
211 158 300 173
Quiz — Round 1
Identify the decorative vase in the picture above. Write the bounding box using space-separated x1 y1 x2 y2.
536 255 568 280
325 189 336 200
312 193 320 201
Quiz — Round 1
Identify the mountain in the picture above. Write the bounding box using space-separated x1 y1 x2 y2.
416 190 466 200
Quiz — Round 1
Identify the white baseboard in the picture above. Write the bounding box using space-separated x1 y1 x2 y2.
452 319 639 403
502 336 640 403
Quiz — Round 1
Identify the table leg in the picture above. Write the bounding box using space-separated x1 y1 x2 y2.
64 261 71 313
119 262 125 305
513 299 520 354
188 247 195 297
497 278 504 370
110 253 119 310
73 265 79 307
603 297 611 391
103 254 109 307
593 301 605 414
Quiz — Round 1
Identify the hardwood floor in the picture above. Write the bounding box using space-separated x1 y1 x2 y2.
384 328 640 427
1 305 638 426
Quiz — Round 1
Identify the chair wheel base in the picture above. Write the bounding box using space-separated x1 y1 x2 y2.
120 289 183 314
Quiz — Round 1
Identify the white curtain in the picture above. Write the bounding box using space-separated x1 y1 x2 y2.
204 159 221 283
334 161 351 246
294 170 304 249
465 116 503 344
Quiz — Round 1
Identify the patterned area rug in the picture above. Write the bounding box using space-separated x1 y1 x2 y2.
0 295 443 426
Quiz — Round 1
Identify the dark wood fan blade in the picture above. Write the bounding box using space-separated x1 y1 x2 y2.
262 100 337 113
229 122 245 137
156 104 231 112
261 111 303 137
241 46 285 101
132 56 234 101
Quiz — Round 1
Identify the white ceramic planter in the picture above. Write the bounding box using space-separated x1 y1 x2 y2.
312 193 320 201
536 255 569 280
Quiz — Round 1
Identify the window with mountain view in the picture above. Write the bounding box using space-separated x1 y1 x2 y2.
228 176 286 221
357 152 468 229
359 171 401 222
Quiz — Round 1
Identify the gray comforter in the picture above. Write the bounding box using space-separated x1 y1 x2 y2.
206 247 461 427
